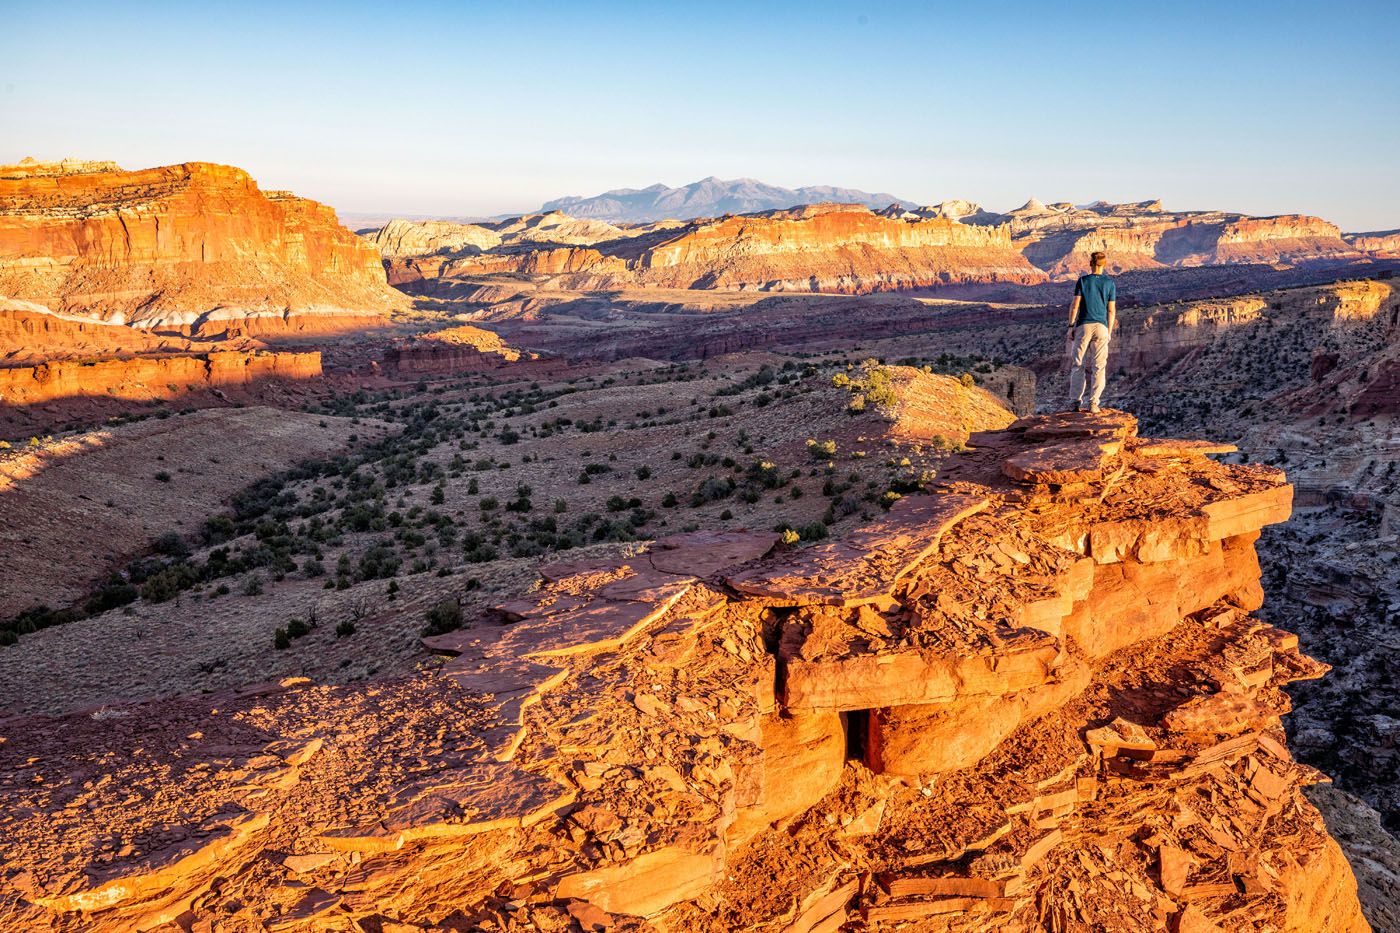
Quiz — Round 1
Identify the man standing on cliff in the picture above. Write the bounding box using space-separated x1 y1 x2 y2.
1067 250 1116 412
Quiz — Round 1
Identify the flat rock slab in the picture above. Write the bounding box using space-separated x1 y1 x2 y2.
322 766 570 852
647 530 780 578
554 841 725 917
1002 438 1122 484
504 586 690 659
1132 438 1238 459
32 811 270 913
727 494 989 606
1016 409 1138 442
1201 484 1293 540
784 638 1061 713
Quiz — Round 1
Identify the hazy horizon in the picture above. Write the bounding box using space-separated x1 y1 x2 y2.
4 0 1398 231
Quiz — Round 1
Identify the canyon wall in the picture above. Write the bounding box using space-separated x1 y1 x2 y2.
0 410 1371 931
376 200 1375 300
0 350 320 408
629 205 1044 292
0 159 404 335
961 200 1358 279
1103 277 1400 395
1344 229 1400 255
0 302 193 364
380 204 1048 295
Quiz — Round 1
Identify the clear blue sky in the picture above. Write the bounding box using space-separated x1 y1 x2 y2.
3 0 1397 230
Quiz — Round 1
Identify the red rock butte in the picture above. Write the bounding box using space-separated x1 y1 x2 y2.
0 158 404 337
0 411 1370 932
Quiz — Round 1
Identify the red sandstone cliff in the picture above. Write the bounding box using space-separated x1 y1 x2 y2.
630 205 1044 292
1345 229 1400 256
976 200 1358 278
0 301 194 363
383 204 1047 295
0 350 320 408
380 199 1370 299
0 159 404 337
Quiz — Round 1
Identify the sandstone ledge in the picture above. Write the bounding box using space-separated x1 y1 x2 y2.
0 411 1371 932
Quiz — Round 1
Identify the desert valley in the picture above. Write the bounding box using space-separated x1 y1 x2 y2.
1 151 1398 933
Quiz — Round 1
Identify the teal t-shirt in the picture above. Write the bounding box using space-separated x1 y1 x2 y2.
1073 273 1116 326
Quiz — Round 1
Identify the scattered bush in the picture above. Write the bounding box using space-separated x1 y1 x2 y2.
423 598 463 635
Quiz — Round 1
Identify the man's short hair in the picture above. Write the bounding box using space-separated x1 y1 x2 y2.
1090 251 1107 267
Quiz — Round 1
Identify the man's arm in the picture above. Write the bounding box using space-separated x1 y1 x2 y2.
1107 300 1117 335
1068 295 1081 331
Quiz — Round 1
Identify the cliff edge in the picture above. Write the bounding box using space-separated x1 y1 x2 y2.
0 411 1370 931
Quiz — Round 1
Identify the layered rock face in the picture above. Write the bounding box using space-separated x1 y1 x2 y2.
1105 280 1400 416
0 350 320 408
0 299 193 363
1344 229 1400 256
0 411 1370 931
378 199 1369 302
958 200 1358 278
381 204 1047 296
630 205 1045 292
0 159 403 335
388 324 535 375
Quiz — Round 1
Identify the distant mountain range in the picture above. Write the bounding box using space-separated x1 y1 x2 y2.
539 176 915 223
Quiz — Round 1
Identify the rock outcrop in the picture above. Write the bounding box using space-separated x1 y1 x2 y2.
386 204 1047 296
961 200 1358 277
0 410 1371 931
379 199 1374 301
0 160 404 336
388 324 536 375
0 300 193 363
1344 229 1400 256
0 350 320 409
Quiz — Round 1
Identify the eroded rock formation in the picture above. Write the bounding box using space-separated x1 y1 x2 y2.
0 159 404 335
0 350 321 409
388 324 537 375
0 411 1370 931
377 199 1374 302
381 203 1047 296
0 300 193 363
1344 229 1400 256
959 200 1358 278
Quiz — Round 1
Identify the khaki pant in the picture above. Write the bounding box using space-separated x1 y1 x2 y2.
1068 322 1110 408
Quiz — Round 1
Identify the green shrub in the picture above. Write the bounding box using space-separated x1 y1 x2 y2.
142 562 200 603
85 581 139 615
423 598 463 635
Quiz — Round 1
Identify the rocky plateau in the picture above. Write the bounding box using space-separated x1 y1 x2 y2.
0 410 1373 932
